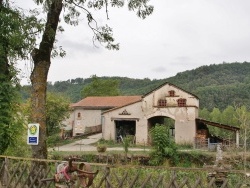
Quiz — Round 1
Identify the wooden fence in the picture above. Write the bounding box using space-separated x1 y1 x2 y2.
194 138 236 151
0 155 249 188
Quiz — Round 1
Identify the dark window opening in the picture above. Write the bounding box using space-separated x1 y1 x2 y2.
158 99 167 107
177 98 186 107
169 90 175 97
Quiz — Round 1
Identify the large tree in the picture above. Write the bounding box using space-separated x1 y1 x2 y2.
30 0 153 159
0 0 40 154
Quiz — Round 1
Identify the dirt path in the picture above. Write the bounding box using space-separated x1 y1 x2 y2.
51 133 149 152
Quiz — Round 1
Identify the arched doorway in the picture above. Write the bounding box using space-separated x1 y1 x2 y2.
148 116 175 144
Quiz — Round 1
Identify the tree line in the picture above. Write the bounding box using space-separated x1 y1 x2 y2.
199 105 250 146
21 62 250 111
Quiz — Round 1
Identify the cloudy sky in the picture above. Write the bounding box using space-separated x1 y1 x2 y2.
18 0 250 85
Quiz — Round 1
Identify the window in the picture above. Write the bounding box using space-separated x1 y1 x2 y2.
77 112 81 118
169 90 175 97
158 99 167 107
177 98 186 107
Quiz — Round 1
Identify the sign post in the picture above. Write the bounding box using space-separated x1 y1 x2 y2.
27 123 39 145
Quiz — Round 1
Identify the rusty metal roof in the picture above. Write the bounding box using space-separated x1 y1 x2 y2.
196 118 240 132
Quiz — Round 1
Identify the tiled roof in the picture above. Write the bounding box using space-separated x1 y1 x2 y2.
72 96 142 108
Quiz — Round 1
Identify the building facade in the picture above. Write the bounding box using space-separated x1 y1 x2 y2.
62 96 142 136
102 82 199 144
62 82 240 146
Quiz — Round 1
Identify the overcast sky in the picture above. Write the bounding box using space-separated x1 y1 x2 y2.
18 0 250 85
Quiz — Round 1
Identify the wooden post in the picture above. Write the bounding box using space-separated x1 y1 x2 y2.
2 157 9 187
236 130 239 148
105 166 110 188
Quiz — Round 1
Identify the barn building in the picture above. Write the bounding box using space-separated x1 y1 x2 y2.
62 82 240 147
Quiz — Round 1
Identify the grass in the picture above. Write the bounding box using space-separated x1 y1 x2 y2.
95 138 151 149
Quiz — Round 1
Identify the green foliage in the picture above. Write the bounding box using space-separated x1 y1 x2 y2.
199 108 210 119
22 92 70 136
199 105 250 145
47 133 81 148
96 142 107 153
149 124 177 166
123 137 131 153
46 92 70 135
167 62 250 110
47 134 62 147
150 125 169 154
235 105 250 146
81 75 121 98
0 1 42 60
4 129 32 157
35 0 153 51
0 71 25 155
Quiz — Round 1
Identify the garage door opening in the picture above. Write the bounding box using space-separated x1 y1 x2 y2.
115 120 136 143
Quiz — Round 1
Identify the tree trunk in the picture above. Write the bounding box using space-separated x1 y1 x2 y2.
30 0 62 159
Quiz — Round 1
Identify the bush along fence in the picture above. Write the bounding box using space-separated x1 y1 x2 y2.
0 155 250 188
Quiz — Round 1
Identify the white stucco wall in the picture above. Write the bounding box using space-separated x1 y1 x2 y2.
82 110 102 127
66 108 102 136
141 84 199 144
175 119 196 144
173 106 197 144
142 84 199 112
102 102 149 144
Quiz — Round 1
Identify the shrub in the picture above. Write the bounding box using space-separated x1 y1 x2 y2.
149 123 177 166
47 134 62 147
96 143 107 153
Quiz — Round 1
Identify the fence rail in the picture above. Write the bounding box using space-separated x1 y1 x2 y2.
0 155 249 188
194 138 238 151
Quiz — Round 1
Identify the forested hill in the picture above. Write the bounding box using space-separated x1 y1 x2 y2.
166 62 250 110
21 62 250 110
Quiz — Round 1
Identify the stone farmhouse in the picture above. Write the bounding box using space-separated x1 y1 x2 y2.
62 82 240 147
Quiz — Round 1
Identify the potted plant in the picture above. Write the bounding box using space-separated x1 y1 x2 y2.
96 143 107 153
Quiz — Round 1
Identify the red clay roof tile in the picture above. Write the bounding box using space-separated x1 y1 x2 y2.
72 96 142 108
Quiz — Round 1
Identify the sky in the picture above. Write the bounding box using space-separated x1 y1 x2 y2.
17 0 250 85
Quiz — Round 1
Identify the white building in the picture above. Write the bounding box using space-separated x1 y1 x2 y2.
62 96 142 136
102 82 199 144
63 82 240 146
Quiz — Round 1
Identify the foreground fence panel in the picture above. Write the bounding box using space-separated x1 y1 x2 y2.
0 155 249 188
0 157 54 188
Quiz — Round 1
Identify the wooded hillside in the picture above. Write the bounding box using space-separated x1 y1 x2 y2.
21 62 250 110
167 62 250 110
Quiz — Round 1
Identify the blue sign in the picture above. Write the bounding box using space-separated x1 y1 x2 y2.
28 137 37 143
